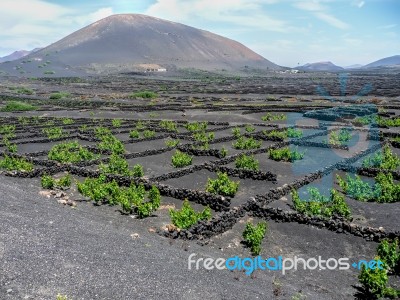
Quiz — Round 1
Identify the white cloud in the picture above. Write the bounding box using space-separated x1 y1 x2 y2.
351 0 365 8
0 1 114 55
314 12 349 29
146 0 290 32
378 24 397 29
294 0 350 30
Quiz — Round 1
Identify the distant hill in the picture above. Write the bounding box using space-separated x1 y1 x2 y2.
0 48 42 63
297 61 344 72
0 14 281 76
0 50 31 63
344 64 363 69
362 55 400 69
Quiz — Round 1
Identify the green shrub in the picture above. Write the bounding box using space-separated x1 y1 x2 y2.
359 264 392 299
268 147 305 162
165 138 180 147
206 172 239 197
232 127 241 138
232 136 262 150
77 174 118 204
3 137 17 153
41 174 71 189
42 127 66 139
291 188 351 219
129 130 140 138
98 135 125 155
142 130 156 138
185 121 208 132
129 91 158 99
362 145 400 170
235 154 259 171
112 119 122 128
377 239 400 272
160 120 178 132
169 199 212 229
49 92 70 99
261 113 287 121
242 221 268 255
171 150 192 168
354 115 377 125
115 184 161 217
136 121 146 130
16 87 34 95
220 146 228 158
287 127 303 138
328 128 352 145
337 172 400 203
132 164 144 177
263 129 287 140
1 101 36 112
193 131 214 143
62 118 74 125
358 239 400 299
245 125 256 133
0 155 33 171
95 127 111 138
0 125 16 137
48 141 99 163
99 154 144 177
378 117 400 127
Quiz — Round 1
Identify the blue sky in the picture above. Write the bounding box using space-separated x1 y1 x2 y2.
0 0 399 67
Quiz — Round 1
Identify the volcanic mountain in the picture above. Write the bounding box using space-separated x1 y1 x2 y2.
8 14 280 75
297 61 344 72
0 50 31 63
362 55 400 69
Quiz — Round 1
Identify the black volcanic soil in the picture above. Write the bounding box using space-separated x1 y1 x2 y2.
0 72 399 300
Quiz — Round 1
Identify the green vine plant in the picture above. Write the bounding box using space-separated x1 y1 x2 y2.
232 136 262 150
206 172 239 197
0 155 33 172
291 188 351 219
185 121 208 132
327 128 352 145
242 221 268 255
362 145 400 170
41 173 72 190
77 175 161 218
112 119 122 128
171 150 192 168
2 137 17 153
235 154 259 171
337 172 400 203
98 134 125 155
169 199 212 229
42 127 67 139
160 120 178 132
261 112 287 121
48 141 99 163
358 239 400 299
268 147 305 162
99 154 144 177
165 138 180 148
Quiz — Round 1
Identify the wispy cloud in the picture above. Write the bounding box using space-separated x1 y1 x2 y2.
314 12 349 29
0 0 113 53
378 24 397 29
294 0 350 30
351 0 365 8
146 0 291 32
